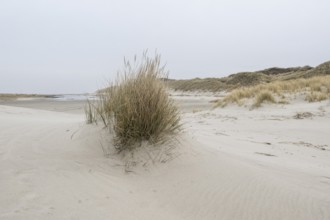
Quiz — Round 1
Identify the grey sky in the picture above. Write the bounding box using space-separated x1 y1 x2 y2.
1 0 329 94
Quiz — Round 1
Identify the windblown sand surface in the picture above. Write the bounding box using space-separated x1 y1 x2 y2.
1 94 330 220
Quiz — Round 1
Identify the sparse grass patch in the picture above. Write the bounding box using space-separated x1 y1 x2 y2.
305 91 328 102
293 112 313 119
278 99 289 104
88 53 181 151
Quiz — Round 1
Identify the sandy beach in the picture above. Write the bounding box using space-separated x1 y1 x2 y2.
1 94 330 220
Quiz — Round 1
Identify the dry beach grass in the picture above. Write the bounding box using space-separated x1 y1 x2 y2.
86 54 181 151
216 75 330 108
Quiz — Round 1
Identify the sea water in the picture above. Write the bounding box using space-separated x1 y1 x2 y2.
53 94 98 101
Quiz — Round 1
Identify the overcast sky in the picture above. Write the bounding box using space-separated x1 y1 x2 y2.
1 0 330 94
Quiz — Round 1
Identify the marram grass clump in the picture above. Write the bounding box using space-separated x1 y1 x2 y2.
88 54 181 151
252 91 276 108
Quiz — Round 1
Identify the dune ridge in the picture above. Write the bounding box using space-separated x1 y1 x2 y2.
167 60 330 92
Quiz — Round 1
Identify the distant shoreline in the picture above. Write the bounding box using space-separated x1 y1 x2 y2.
0 93 56 100
0 93 98 102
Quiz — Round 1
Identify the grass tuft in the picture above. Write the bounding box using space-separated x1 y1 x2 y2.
252 91 276 108
88 53 181 151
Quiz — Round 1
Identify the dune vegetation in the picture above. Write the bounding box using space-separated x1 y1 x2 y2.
85 54 181 151
216 75 330 108
167 60 330 92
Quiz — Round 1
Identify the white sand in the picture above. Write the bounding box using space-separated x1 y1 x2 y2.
1 95 330 220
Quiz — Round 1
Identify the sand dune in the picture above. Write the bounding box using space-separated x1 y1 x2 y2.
1 95 330 219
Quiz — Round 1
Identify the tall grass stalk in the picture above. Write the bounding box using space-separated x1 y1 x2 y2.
85 99 97 124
